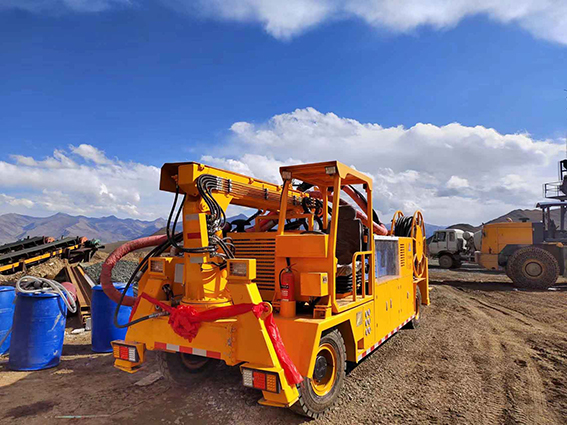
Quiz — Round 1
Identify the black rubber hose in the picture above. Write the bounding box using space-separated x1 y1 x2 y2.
393 216 414 237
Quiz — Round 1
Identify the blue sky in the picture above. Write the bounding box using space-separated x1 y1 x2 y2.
1 1 567 225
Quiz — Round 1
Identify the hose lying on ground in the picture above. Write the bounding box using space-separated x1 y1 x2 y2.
15 276 78 314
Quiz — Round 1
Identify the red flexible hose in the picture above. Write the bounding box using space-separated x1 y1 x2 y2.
101 234 168 306
310 191 388 236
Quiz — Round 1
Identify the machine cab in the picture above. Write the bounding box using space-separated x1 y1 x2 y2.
429 229 461 255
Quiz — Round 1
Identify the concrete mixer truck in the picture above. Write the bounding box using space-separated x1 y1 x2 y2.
428 228 479 269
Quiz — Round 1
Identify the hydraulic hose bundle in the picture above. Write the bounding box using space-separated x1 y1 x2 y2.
105 174 238 328
166 175 235 263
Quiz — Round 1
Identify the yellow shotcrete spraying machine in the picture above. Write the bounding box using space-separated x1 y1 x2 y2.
102 160 430 418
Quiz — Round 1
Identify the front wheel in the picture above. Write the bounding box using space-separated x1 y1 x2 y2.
291 330 346 419
507 247 559 289
157 351 218 386
439 254 454 269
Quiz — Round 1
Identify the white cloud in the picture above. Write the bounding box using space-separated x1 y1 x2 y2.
446 176 469 189
162 0 567 44
0 145 168 219
1 110 564 227
203 107 565 225
201 153 300 183
70 144 111 164
0 194 34 209
11 149 78 169
2 1 567 44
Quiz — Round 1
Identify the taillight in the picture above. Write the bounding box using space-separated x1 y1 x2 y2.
242 368 280 393
111 340 143 363
115 344 139 362
111 340 145 374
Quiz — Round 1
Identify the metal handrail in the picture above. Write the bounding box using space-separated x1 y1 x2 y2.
351 251 372 301
543 181 566 199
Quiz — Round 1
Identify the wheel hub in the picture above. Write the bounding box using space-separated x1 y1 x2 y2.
310 343 338 396
313 355 328 381
525 261 543 277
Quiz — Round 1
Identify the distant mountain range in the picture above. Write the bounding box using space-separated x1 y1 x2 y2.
0 213 166 244
1 208 547 247
448 208 552 233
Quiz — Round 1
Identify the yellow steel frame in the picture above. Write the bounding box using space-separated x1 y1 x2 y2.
0 244 81 274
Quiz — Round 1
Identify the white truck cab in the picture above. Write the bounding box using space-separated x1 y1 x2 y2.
429 228 476 269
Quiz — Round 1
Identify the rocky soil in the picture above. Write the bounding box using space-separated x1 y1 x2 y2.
1 264 566 424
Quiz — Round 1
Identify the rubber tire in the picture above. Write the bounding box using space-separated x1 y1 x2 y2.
507 246 559 289
406 286 422 329
439 254 454 269
505 260 514 280
291 330 346 419
157 351 217 386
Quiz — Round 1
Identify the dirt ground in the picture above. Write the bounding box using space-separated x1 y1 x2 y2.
1 263 567 424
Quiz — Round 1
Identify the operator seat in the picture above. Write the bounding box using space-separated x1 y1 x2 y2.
335 205 363 293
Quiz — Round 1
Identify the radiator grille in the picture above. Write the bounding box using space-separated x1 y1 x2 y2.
399 244 406 268
232 237 276 292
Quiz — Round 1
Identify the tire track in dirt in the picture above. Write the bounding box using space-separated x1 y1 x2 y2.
2 284 567 424
454 288 551 424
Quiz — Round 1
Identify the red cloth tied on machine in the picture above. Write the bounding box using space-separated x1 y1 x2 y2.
139 293 303 385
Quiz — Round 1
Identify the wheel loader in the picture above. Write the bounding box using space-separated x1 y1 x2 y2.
476 159 567 289
102 160 430 418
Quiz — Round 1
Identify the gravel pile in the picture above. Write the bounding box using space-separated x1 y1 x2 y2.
83 260 138 284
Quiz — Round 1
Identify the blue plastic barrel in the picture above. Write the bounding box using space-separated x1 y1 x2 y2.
0 286 16 355
9 292 67 370
91 283 133 353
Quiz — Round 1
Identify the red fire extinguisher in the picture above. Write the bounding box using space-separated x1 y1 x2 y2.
280 267 295 302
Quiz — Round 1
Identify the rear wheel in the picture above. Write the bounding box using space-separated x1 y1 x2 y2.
507 247 559 289
291 330 346 419
157 351 217 386
406 286 422 329
439 254 454 269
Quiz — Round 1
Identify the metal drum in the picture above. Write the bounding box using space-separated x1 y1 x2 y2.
8 292 67 370
91 283 133 353
0 286 16 355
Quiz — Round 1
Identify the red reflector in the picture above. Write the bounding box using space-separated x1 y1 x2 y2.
119 346 130 360
253 371 266 390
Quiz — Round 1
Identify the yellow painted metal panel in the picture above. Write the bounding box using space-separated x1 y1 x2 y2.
276 234 328 258
300 272 329 297
374 280 392 342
